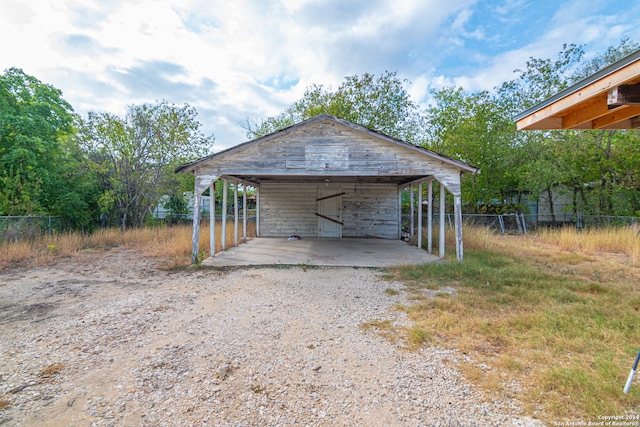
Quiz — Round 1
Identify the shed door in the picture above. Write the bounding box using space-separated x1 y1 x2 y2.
318 188 342 238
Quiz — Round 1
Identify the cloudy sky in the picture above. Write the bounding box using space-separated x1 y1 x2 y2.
1 0 638 151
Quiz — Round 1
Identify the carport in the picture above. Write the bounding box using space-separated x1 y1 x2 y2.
177 114 478 265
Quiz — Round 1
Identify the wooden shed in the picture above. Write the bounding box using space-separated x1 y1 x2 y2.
177 114 478 264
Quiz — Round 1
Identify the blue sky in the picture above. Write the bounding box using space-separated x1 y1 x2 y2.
1 0 638 151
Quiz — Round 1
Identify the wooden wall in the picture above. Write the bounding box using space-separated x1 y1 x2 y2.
259 182 399 239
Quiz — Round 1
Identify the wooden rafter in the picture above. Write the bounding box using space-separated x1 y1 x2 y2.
515 50 640 131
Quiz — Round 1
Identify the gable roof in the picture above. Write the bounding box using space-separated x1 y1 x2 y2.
514 49 640 130
176 114 478 175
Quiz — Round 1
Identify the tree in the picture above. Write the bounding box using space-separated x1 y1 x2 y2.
243 71 424 142
82 101 214 229
0 67 100 227
501 40 640 218
424 87 522 212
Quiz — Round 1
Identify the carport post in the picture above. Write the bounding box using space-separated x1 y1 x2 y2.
410 185 415 239
234 182 239 246
256 187 260 237
439 183 445 258
242 181 247 241
210 181 215 256
222 179 228 251
428 181 433 254
191 192 202 264
417 183 422 249
454 193 463 262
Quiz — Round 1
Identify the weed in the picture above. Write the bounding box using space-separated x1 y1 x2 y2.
384 288 400 296
38 363 65 378
359 319 399 342
388 225 640 423
0 221 257 269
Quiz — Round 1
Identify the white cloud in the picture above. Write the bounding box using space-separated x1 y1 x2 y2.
0 0 637 150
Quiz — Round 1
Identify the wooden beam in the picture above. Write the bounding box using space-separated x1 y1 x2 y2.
562 93 610 128
608 83 640 108
592 106 640 129
316 192 346 201
315 212 344 225
516 59 640 130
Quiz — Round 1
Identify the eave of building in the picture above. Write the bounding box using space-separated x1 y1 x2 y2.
176 114 478 175
514 49 640 130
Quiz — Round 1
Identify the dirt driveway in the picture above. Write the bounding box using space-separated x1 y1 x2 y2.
0 248 533 426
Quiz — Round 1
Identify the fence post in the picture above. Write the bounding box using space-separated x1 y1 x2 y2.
515 213 523 235
520 213 528 234
498 215 506 235
48 216 52 237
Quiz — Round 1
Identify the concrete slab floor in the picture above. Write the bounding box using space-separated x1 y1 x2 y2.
201 237 440 268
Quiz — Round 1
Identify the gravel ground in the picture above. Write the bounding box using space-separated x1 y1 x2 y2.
0 248 543 426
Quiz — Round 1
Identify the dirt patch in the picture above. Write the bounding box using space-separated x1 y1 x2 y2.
0 248 531 426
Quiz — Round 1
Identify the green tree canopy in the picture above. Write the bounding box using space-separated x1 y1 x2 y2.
243 71 424 143
81 101 214 229
0 67 99 226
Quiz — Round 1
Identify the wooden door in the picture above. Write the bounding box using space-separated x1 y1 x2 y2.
318 188 342 238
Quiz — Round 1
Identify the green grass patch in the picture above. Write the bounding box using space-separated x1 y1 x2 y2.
389 243 640 423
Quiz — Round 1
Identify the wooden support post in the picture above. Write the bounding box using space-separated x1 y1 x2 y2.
427 181 433 254
410 185 415 239
191 174 218 264
398 188 402 239
242 182 247 241
234 182 239 246
222 179 228 251
256 187 260 237
454 193 463 262
439 183 445 258
417 183 422 249
210 181 215 256
191 192 201 265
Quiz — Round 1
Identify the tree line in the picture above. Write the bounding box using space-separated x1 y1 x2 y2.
0 69 213 230
245 38 640 219
1 39 638 232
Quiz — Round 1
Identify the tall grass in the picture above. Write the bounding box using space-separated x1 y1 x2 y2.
0 221 257 270
392 225 640 422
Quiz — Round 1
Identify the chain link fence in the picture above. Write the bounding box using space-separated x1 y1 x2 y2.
403 212 639 235
0 216 65 242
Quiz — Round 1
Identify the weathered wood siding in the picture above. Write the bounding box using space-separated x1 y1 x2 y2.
259 183 399 239
341 183 398 239
260 183 318 237
196 119 462 194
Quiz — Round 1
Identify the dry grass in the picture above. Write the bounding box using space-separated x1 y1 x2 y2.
391 225 640 422
0 221 257 270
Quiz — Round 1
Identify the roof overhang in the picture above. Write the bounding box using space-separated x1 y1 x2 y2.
177 114 479 175
216 173 429 187
514 49 640 130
